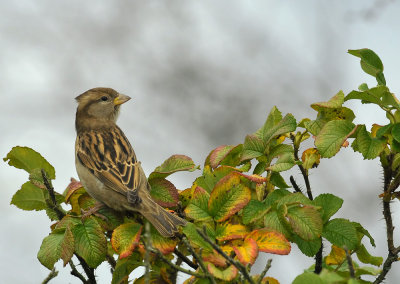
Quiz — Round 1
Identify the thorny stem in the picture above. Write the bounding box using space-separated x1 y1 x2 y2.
41 169 65 220
69 259 90 284
289 176 302 193
197 227 256 284
374 157 399 284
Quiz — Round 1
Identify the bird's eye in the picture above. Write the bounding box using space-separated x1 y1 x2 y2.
101 96 108 101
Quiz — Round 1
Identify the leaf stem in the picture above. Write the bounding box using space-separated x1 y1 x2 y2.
41 267 58 284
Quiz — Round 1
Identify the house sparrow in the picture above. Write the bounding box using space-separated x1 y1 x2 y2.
74 87 186 237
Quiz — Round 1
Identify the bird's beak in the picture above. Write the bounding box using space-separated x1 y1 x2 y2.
114 94 131 105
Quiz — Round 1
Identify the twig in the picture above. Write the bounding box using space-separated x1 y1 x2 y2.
144 222 151 284
289 176 302 193
69 260 89 283
41 169 65 220
290 137 313 200
148 247 206 278
75 255 96 284
182 237 216 284
196 227 255 284
174 248 198 270
344 248 355 278
106 253 116 274
41 267 58 284
256 259 272 284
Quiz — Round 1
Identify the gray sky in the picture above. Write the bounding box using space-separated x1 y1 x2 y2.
1 1 400 283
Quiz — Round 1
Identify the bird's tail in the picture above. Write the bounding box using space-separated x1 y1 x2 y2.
137 197 187 237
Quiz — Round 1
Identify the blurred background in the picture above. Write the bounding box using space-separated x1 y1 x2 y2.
1 1 400 283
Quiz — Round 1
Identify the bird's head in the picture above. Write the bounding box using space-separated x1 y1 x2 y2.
75 87 131 132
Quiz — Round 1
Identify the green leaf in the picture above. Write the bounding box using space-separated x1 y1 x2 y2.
322 218 359 250
293 272 323 284
312 194 343 223
149 154 198 180
315 120 356 158
292 234 321 257
356 244 383 266
286 206 323 241
267 152 295 172
37 227 74 269
73 217 107 268
264 189 291 207
311 91 345 110
392 123 400 143
267 144 294 161
270 172 290 188
259 106 283 132
352 222 376 247
242 199 269 224
182 222 213 252
259 114 297 144
184 186 212 221
376 124 392 138
112 252 142 284
264 210 291 238
242 134 265 161
11 182 47 211
304 119 326 136
208 173 251 222
348 49 385 84
352 125 386 160
276 192 313 208
4 146 55 179
345 85 390 106
149 178 179 207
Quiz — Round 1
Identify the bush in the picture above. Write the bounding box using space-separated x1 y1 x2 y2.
5 48 398 284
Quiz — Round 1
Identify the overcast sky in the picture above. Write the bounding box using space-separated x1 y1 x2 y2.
1 1 400 283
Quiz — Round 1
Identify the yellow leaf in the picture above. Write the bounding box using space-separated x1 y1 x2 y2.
325 245 346 265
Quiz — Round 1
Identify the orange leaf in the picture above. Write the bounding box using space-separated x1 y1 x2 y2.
111 223 142 258
232 238 259 265
237 172 268 183
207 262 238 281
247 228 291 255
152 229 178 255
202 250 227 267
216 223 249 241
325 245 346 265
258 276 280 284
208 172 251 222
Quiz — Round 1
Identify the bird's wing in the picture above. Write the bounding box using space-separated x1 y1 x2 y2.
76 127 143 196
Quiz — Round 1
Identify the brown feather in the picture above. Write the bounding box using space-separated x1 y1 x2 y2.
75 87 186 237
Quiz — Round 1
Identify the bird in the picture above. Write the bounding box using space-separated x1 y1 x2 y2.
74 87 187 237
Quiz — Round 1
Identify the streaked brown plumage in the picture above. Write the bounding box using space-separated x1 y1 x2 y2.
74 87 186 237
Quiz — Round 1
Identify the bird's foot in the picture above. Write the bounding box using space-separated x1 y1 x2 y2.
128 190 142 205
81 203 108 221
